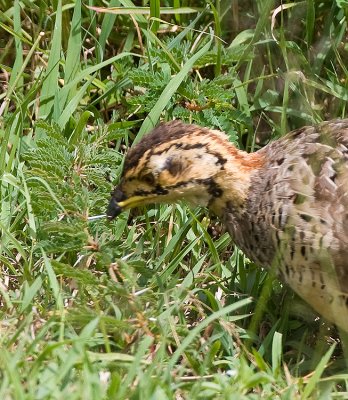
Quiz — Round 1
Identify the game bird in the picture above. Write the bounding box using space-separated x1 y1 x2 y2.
107 119 348 332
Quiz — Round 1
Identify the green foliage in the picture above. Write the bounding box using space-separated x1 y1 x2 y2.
21 120 121 253
0 0 348 398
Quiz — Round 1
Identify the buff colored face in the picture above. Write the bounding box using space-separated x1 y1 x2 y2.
107 121 230 219
108 122 226 218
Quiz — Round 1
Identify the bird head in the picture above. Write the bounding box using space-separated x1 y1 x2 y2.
107 120 260 220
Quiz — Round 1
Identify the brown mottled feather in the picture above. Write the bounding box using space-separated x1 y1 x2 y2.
224 120 348 330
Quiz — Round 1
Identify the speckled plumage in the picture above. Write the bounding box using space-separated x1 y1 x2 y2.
108 119 348 332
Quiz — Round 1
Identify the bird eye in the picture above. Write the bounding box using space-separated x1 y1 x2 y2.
142 173 155 185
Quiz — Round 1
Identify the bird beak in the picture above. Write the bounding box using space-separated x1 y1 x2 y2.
106 197 123 220
106 187 126 220
106 187 152 220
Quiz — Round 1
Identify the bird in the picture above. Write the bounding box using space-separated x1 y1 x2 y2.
107 119 348 332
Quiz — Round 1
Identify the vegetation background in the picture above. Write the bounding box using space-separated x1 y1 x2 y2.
1 0 348 398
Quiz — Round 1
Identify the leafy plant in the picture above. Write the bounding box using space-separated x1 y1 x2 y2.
0 0 347 398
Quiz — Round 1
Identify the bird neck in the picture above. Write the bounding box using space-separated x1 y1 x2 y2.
209 145 265 216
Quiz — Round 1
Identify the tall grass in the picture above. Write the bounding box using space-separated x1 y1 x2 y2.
0 0 347 398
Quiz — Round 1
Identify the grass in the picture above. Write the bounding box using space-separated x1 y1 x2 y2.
0 0 348 398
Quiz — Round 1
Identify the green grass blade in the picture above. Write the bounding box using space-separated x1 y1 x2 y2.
271 331 282 378
8 0 23 92
135 33 213 143
86 5 199 15
116 335 154 399
0 350 26 400
42 250 64 311
18 164 37 239
58 52 137 103
20 276 43 313
150 0 160 33
302 344 336 399
68 110 94 145
306 0 315 47
166 298 252 373
38 0 62 123
61 0 82 108
57 76 93 128
99 0 121 57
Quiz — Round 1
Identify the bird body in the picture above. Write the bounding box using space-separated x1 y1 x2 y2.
107 120 348 332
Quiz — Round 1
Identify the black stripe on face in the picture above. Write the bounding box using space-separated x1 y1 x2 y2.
165 178 223 198
134 184 169 197
130 177 223 204
197 178 223 198
155 185 169 195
